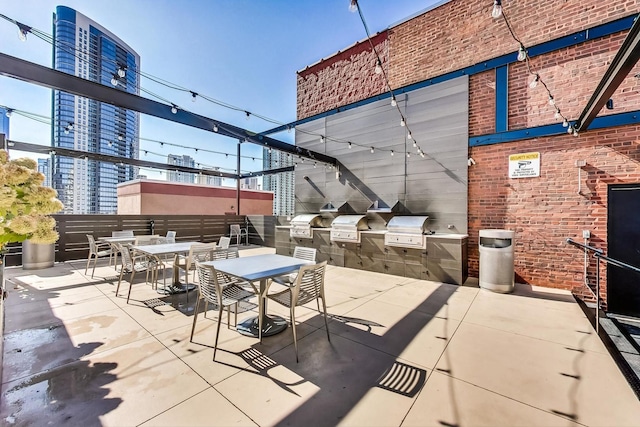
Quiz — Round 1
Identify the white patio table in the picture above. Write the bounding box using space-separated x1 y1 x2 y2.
203 254 314 337
131 241 200 295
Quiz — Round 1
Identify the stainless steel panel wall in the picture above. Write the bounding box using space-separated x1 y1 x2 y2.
295 76 468 233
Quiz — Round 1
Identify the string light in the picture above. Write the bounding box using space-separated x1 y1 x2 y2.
370 147 374 153
191 91 197 102
491 0 502 18
374 59 382 74
5 109 12 117
407 132 412 140
400 118 406 127
390 96 397 107
245 111 250 120
117 66 126 78
349 0 358 12
17 22 30 41
170 104 178 114
494 4 571 130
213 123 218 132
407 152 411 158
320 135 325 143
110 74 118 86
390 150 394 156
348 142 352 149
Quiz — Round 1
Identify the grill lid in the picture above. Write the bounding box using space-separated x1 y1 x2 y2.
331 214 368 229
386 216 430 234
290 214 323 227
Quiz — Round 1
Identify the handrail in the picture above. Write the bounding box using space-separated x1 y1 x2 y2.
566 237 640 333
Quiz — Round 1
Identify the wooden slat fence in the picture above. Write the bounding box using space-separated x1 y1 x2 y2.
4 215 277 266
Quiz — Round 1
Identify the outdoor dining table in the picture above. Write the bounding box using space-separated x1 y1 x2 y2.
203 253 314 337
131 241 200 295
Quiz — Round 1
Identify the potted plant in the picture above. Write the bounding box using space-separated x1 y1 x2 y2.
0 149 64 271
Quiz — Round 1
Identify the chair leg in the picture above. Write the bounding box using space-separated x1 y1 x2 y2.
291 306 299 363
91 255 99 278
85 254 92 275
227 305 231 329
190 297 201 341
213 306 224 361
116 268 125 296
321 296 330 341
126 271 136 303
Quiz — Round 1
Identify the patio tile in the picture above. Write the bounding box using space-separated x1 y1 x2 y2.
3 307 151 384
403 371 580 427
324 267 409 299
214 330 398 426
329 298 460 369
0 336 210 427
434 322 640 426
371 280 478 321
139 387 257 426
464 287 606 353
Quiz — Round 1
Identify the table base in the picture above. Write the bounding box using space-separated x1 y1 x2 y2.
157 283 196 295
236 315 288 337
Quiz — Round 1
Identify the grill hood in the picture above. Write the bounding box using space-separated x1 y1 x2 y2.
386 216 430 234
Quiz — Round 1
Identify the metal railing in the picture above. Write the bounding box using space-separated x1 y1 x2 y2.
566 238 640 333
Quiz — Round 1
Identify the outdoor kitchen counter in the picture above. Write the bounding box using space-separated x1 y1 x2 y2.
276 227 468 285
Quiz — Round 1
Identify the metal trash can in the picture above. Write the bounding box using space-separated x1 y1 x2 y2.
479 229 515 293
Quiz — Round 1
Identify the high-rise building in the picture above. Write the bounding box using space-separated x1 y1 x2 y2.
241 176 260 190
167 154 195 183
196 166 223 187
0 107 10 140
263 149 294 215
38 158 51 187
52 6 140 214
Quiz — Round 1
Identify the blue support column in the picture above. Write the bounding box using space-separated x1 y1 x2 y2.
495 66 508 133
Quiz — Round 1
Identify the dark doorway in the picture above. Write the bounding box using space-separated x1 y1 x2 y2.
608 183 640 317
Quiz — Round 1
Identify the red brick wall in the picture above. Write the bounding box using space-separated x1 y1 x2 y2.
469 125 640 302
297 32 388 120
469 70 496 136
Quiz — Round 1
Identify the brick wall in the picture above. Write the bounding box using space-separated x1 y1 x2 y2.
296 0 640 303
469 125 640 302
297 32 388 120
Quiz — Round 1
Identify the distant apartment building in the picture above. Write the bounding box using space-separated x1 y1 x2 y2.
196 166 223 186
52 6 140 214
167 154 195 183
263 149 294 215
38 158 51 187
241 176 260 190
0 107 10 140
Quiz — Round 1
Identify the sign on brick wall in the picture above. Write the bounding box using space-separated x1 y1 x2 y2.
509 152 540 178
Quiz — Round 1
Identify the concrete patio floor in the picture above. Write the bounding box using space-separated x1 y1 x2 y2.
1 246 639 426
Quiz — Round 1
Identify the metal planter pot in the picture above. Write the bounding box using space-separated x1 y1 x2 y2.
22 240 55 270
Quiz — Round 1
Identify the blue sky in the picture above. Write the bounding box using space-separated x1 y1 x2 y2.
0 0 439 182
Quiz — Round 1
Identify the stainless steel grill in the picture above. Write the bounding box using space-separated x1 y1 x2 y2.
289 214 323 239
330 215 368 243
384 216 430 249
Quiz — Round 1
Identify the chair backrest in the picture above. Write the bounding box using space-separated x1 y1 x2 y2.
112 230 134 237
166 231 176 242
86 235 98 254
194 261 232 305
135 236 157 245
187 243 217 269
210 247 239 261
293 247 317 262
230 224 241 237
292 261 327 306
118 244 135 272
218 236 231 249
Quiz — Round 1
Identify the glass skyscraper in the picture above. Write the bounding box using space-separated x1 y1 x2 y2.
52 6 140 214
0 107 10 140
263 149 294 215
167 154 195 183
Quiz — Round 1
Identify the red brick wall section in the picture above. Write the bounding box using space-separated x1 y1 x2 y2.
388 0 640 90
469 70 496 136
468 125 640 304
297 33 388 119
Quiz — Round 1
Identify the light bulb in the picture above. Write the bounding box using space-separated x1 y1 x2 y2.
407 152 411 158
5 109 12 117
517 46 527 62
374 60 382 74
191 92 197 102
118 134 123 141
349 0 358 13
390 150 394 156
420 151 425 158
171 105 178 114
213 123 218 132
529 74 539 88
573 130 579 137
413 141 417 148
491 0 502 18
348 142 352 149
245 111 250 120
370 147 374 153
562 118 568 127
548 95 555 105
117 67 125 78
321 136 325 143
408 132 412 140
108 141 113 147
17 28 27 42
287 126 291 133
111 76 118 86
68 123 73 130
400 119 406 127
64 128 69 135
554 110 560 119
567 125 574 134
314 163 317 168
391 97 397 107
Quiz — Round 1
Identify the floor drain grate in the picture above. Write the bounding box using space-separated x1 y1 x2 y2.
143 298 170 309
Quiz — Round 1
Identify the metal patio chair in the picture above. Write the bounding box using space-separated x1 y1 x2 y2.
174 243 218 287
261 261 329 362
271 246 317 286
115 244 164 303
190 261 255 360
218 236 231 249
85 234 112 278
229 224 248 246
